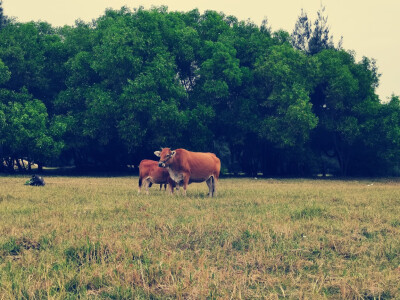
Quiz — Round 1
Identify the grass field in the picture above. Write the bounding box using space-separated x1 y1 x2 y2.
1 176 400 299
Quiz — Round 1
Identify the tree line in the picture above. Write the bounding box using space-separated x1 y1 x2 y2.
0 5 399 176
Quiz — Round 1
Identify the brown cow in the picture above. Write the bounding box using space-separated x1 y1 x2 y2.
138 159 176 194
154 148 221 197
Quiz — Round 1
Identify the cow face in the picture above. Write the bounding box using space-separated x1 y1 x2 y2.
154 148 176 168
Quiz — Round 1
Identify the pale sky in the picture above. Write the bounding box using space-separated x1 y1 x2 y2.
3 0 400 101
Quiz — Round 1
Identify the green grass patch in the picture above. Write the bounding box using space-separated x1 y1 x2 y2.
291 205 325 220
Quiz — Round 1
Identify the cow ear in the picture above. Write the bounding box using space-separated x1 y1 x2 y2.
171 150 176 156
154 151 161 157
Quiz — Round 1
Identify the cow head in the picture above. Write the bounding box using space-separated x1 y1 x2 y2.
154 148 176 168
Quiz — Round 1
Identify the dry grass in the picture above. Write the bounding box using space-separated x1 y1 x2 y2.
1 176 400 299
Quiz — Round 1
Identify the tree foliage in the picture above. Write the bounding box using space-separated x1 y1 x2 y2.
0 0 9 29
0 6 398 176
291 6 340 55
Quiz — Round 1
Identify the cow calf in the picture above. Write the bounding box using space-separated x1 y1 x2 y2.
138 159 176 195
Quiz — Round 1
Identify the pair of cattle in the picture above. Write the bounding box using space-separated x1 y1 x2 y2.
138 148 221 197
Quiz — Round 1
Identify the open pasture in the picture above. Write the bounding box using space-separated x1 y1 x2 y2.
1 176 400 299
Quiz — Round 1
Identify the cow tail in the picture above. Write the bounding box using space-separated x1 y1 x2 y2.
215 157 221 180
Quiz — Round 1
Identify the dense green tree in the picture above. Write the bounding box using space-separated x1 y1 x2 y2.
0 21 68 111
0 22 66 171
218 19 272 174
378 96 400 172
163 11 201 93
353 95 400 175
117 51 186 156
253 43 319 175
255 44 318 146
0 88 65 171
0 59 10 84
310 50 380 175
0 6 397 176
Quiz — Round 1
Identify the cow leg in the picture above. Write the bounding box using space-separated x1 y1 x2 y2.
168 182 174 195
144 178 151 195
167 179 176 195
207 176 217 197
173 184 180 195
206 176 216 197
138 177 143 193
212 177 217 197
206 177 213 197
159 184 162 191
182 175 189 196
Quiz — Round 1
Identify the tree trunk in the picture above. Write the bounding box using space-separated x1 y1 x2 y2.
333 133 351 176
15 159 24 172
